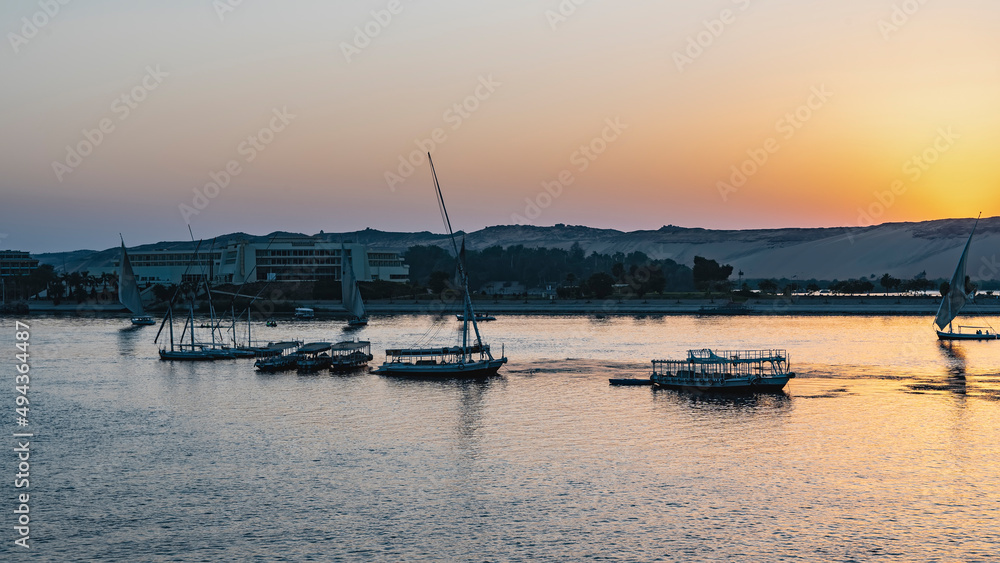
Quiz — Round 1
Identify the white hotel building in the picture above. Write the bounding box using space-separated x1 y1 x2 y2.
120 237 409 286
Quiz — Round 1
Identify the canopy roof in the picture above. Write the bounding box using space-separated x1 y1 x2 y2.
331 340 370 351
385 344 489 357
298 342 332 354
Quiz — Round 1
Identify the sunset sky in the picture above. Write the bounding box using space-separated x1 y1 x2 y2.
2 0 998 252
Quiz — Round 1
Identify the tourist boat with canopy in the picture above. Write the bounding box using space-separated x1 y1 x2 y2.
296 342 333 372
330 340 373 372
650 349 794 392
253 341 302 372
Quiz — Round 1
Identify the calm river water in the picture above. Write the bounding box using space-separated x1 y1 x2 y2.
3 315 1000 561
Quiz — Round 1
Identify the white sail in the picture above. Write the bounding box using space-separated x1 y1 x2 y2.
118 241 145 315
934 225 976 330
341 248 366 319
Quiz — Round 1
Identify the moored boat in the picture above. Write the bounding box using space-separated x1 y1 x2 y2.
697 301 750 316
456 312 496 322
159 348 215 361
227 347 257 358
294 307 315 320
650 349 794 393
609 377 653 386
330 340 374 372
296 342 332 372
156 304 217 362
204 347 236 359
254 341 302 372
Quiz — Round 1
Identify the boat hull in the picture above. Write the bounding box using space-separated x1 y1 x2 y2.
254 357 299 372
375 358 506 380
456 315 496 322
205 348 236 359
330 353 373 373
936 331 999 341
131 316 156 326
159 350 215 361
609 378 653 386
297 358 332 372
652 374 793 393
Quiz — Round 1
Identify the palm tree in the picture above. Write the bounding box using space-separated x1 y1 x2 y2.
65 271 87 303
99 272 113 297
51 273 68 305
86 273 99 298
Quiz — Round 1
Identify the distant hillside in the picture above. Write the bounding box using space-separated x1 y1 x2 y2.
34 218 1000 281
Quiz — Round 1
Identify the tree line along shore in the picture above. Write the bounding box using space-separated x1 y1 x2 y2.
17 294 1000 317
5 243 998 316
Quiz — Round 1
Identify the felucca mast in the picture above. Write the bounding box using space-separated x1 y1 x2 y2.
427 153 485 361
153 237 205 350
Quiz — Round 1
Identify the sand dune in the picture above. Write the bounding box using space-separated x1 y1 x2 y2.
36 217 1000 281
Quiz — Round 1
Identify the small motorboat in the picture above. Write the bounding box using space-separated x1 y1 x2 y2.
456 312 496 322
609 378 653 386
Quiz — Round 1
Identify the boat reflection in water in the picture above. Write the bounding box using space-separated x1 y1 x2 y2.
906 341 970 397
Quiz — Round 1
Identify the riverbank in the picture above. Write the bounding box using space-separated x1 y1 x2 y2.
368 297 1000 316
15 295 1000 317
